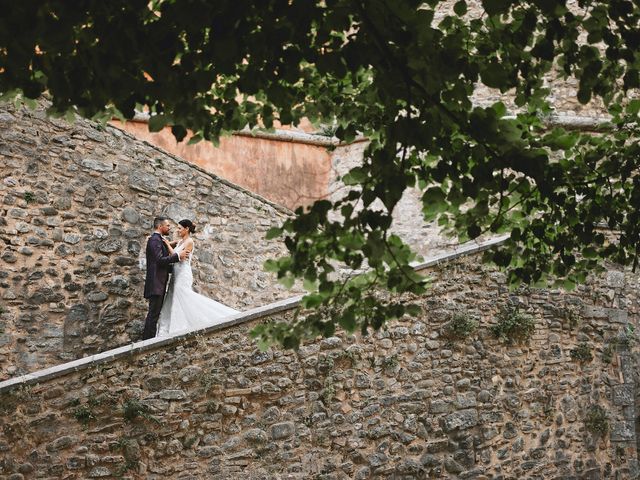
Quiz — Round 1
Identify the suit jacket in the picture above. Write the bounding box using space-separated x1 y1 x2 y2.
144 233 179 298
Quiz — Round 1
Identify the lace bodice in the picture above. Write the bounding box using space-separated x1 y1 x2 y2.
172 240 194 289
174 240 193 265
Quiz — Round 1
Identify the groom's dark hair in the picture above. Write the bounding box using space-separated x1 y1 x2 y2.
153 216 169 228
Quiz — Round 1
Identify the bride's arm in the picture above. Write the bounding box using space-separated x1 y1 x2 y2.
182 239 194 257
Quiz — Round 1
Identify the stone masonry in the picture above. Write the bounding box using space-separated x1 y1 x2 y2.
1 250 639 479
0 101 296 380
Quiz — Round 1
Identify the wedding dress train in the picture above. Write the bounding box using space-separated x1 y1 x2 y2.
157 241 238 336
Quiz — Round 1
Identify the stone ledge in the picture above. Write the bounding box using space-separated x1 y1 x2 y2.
128 111 364 147
412 235 509 272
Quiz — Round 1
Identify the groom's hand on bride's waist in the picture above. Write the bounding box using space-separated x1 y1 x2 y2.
178 249 189 261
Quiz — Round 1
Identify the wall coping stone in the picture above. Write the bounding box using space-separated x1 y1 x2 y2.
233 128 368 147
504 114 613 132
0 235 509 394
129 111 613 149
411 235 509 272
128 111 354 147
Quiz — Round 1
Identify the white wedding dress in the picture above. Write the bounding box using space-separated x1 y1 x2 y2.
157 240 238 336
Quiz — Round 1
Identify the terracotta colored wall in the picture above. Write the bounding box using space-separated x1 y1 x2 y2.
110 120 332 211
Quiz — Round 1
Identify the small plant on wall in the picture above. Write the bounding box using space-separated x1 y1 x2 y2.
442 312 479 342
584 405 609 437
122 398 158 424
73 404 96 426
491 303 535 345
570 342 593 363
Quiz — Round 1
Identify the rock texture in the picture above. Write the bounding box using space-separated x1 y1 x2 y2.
0 102 295 380
1 255 639 479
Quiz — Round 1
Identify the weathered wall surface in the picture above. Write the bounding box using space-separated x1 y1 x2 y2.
1 253 639 479
438 0 612 118
110 120 333 211
0 103 295 380
328 141 476 260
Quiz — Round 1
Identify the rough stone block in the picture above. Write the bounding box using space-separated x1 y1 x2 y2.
613 384 634 406
611 421 635 441
430 399 451 414
270 421 295 440
606 271 625 288
442 409 479 432
606 308 628 324
159 389 187 400
582 306 607 318
46 435 77 452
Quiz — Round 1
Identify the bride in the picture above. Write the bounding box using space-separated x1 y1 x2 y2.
156 219 238 336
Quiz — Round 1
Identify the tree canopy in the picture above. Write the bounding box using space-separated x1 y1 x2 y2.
2 0 640 348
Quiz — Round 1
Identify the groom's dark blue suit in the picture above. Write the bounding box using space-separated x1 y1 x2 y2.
142 232 179 339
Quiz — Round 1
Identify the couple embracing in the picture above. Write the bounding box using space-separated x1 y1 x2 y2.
142 217 238 340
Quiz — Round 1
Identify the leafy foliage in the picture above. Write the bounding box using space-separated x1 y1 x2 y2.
584 405 609 437
491 303 535 344
569 342 593 363
442 312 479 341
122 398 156 423
73 404 96 426
2 0 640 346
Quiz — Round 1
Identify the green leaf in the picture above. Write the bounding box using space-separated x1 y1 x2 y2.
148 114 167 132
187 133 203 145
481 0 512 16
453 0 467 16
491 101 507 117
171 125 188 142
278 275 295 289
626 99 640 115
480 60 510 89
303 277 318 292
342 167 368 185
301 294 323 308
263 259 280 272
265 227 282 240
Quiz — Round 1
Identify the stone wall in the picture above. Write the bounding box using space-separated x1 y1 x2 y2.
0 102 295 380
328 141 487 261
1 250 639 479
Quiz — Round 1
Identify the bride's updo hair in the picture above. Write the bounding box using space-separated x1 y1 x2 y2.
178 219 196 234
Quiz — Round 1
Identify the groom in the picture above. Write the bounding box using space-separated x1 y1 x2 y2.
142 217 188 340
